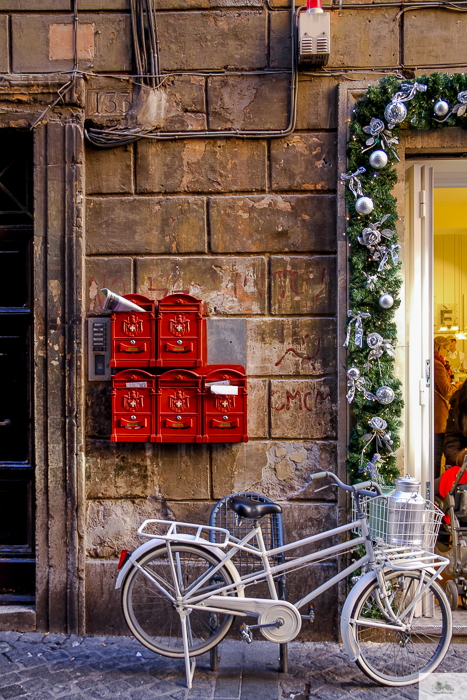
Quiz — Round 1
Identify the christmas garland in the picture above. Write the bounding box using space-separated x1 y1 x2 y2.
343 72 467 486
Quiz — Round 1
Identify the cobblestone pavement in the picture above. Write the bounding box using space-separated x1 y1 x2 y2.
0 631 466 700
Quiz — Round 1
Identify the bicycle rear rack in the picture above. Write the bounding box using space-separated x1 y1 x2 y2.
137 518 230 548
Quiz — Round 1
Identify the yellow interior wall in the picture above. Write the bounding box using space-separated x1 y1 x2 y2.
434 189 467 348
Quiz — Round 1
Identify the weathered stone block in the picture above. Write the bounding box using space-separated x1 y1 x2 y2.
153 444 210 500
270 9 399 69
11 14 132 73
85 382 112 438
212 440 336 500
271 133 337 192
86 496 172 558
85 560 127 636
78 0 128 8
86 197 206 255
136 139 267 194
157 11 267 71
296 77 339 130
295 441 337 500
270 379 337 439
85 439 152 500
328 9 399 67
85 144 133 195
207 75 289 130
85 256 132 312
247 379 268 438
136 256 267 315
85 77 133 122
270 255 336 315
207 318 247 367
404 10 467 66
2 1 70 8
246 318 337 375
166 501 214 526
282 502 338 552
140 75 207 132
210 194 336 253
0 16 8 73
284 564 338 640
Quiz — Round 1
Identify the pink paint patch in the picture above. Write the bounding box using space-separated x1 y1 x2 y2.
49 23 94 61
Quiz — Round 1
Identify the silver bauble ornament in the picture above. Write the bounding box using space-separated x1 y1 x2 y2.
369 150 388 169
347 366 361 380
376 386 395 405
378 293 394 309
355 196 374 216
384 101 407 126
434 100 449 117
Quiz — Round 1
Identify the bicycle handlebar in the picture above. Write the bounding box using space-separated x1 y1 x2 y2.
309 471 383 496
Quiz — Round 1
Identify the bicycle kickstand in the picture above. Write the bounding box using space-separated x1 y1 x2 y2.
179 609 196 689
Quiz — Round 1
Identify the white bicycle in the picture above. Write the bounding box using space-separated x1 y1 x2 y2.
115 471 452 688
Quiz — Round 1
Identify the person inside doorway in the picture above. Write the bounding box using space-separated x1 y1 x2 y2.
447 336 467 372
434 336 460 478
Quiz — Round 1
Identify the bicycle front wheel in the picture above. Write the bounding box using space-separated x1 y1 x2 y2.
122 543 236 658
350 570 452 686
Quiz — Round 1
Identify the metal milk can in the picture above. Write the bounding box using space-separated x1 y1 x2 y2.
387 475 426 547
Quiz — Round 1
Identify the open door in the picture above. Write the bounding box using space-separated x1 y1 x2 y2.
405 165 434 500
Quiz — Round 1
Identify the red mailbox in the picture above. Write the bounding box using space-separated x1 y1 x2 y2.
156 294 206 368
111 370 156 443
156 370 202 443
111 294 156 368
202 367 248 443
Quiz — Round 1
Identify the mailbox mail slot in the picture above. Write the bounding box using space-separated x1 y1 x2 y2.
202 367 248 443
156 369 202 443
111 294 156 368
156 293 206 368
111 369 156 443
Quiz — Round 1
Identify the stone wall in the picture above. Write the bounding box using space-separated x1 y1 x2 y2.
0 0 466 638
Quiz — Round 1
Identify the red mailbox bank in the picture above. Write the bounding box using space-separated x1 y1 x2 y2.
111 294 156 368
156 294 206 368
203 367 248 443
111 370 156 443
156 370 202 443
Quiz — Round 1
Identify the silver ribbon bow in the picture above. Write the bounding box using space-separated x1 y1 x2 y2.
391 82 427 103
435 90 467 123
340 167 366 199
346 369 377 404
373 243 401 272
344 310 371 348
365 332 397 370
362 118 400 160
358 214 394 252
363 272 378 290
360 416 394 466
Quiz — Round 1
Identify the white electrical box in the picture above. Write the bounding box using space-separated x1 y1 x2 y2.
88 317 111 381
298 12 330 66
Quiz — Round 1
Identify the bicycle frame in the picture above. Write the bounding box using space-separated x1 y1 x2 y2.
177 513 375 611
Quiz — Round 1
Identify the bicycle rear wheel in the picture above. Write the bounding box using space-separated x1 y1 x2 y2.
350 570 452 686
122 543 235 658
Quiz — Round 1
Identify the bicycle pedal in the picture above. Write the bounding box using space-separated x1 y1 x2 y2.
240 623 253 644
301 604 315 623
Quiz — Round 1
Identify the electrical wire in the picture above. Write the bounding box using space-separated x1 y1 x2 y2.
25 0 467 139
85 0 299 146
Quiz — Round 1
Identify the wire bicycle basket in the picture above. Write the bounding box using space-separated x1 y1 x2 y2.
353 493 444 551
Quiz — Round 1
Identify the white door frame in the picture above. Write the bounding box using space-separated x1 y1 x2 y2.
405 164 434 500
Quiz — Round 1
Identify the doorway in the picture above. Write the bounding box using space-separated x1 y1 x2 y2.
0 131 35 604
405 159 467 498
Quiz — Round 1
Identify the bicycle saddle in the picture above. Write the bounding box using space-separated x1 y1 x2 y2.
228 496 282 520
